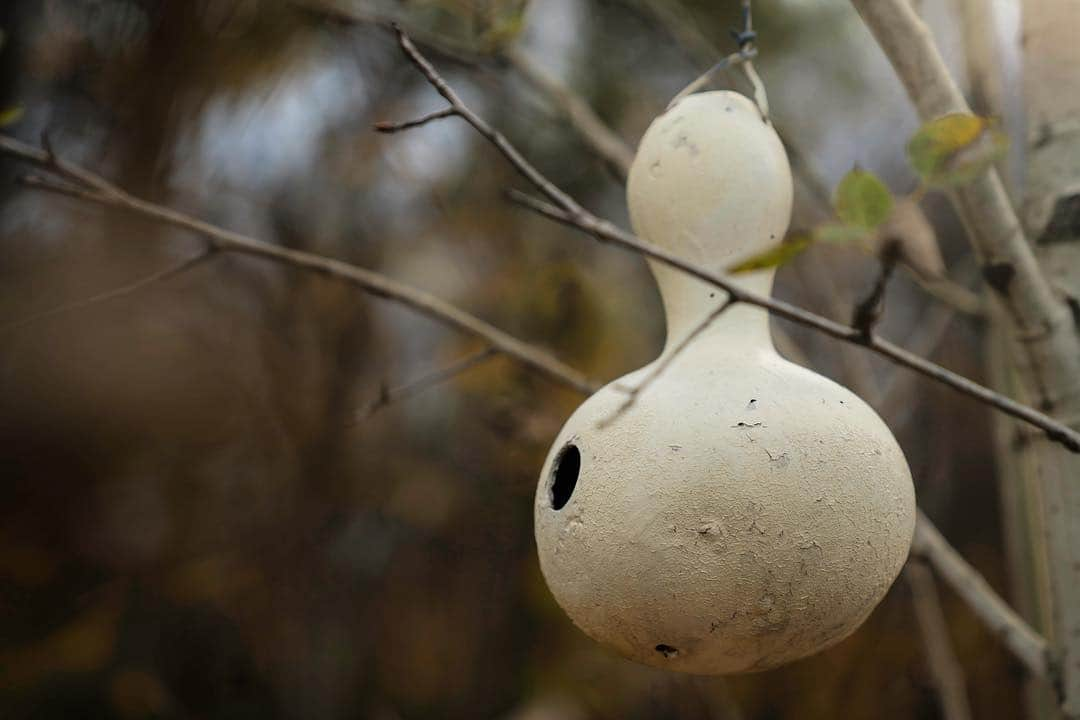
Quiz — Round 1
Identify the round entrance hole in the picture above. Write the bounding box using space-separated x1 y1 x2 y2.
550 443 581 510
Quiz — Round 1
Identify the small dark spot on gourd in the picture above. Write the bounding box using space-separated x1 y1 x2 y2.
655 644 679 658
747 399 758 410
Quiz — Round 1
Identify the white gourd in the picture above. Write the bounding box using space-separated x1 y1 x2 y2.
533 91 917 674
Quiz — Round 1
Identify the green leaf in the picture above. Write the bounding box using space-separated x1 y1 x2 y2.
726 232 812 274
906 114 1008 187
813 222 871 246
0 105 23 127
834 168 893 230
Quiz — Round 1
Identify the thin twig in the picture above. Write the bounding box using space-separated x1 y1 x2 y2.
602 298 737 426
504 190 1080 452
394 26 580 214
852 241 901 339
374 107 457 133
354 347 497 421
1 249 214 334
911 510 1052 680
0 135 596 397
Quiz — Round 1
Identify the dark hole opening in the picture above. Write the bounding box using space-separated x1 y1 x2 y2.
655 644 679 658
550 444 580 510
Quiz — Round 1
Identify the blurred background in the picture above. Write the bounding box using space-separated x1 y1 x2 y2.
0 0 1027 718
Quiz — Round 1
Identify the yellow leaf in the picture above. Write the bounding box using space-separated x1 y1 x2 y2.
907 113 1008 187
726 232 812 274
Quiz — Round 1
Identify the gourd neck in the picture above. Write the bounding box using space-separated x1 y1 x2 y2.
651 261 776 356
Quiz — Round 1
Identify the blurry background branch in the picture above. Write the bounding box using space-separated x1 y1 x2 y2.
0 135 597 396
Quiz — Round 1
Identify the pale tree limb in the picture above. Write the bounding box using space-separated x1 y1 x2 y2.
1006 2 1080 717
851 2 1080 714
905 560 974 720
0 136 597 397
911 511 1052 681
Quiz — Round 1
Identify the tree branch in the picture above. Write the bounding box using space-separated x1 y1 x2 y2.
0 135 597 397
852 241 901 340
374 107 457 133
912 510 1052 681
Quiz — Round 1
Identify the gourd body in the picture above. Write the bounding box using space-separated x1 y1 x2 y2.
534 92 916 674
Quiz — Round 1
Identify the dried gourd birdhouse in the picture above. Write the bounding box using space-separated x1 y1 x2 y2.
534 91 916 674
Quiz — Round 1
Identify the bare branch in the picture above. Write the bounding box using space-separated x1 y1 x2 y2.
0 135 597 397
393 26 581 214
852 241 901 339
354 347 497 421
374 107 457 133
912 510 1052 680
1 248 215 334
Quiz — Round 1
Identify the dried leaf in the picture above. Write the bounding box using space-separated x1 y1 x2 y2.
727 232 812 274
834 168 893 229
907 113 1008 187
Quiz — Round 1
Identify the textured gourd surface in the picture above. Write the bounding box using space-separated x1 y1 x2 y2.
534 91 916 675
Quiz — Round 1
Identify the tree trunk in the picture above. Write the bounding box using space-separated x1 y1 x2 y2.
994 1 1080 717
